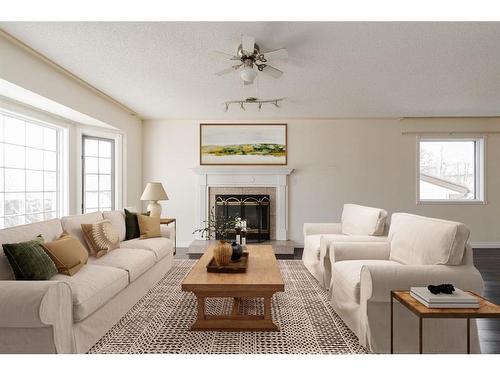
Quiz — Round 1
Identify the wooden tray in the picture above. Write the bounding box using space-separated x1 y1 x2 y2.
206 252 249 273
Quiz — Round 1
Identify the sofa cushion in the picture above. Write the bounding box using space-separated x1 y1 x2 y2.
389 213 470 266
120 237 173 261
88 248 155 282
332 259 399 304
61 212 104 251
3 236 58 280
341 204 388 236
306 234 388 260
0 219 63 280
41 232 89 276
52 264 128 321
138 214 161 239
81 220 120 258
103 210 126 242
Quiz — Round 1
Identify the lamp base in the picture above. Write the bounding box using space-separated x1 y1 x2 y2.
146 201 162 217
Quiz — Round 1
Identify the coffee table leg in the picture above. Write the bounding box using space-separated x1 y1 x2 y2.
197 296 205 321
419 317 423 354
264 296 272 321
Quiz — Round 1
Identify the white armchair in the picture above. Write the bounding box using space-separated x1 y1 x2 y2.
303 204 389 287
328 213 485 353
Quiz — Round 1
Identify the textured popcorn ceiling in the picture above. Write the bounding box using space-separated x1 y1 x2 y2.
2 22 500 119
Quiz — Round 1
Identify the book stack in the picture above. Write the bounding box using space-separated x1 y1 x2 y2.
410 287 480 308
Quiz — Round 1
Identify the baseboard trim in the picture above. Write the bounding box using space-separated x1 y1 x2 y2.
470 242 500 249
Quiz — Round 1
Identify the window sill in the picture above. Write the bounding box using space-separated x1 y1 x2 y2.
417 200 487 205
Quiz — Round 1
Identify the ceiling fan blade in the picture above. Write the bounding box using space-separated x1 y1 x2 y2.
262 48 288 61
210 50 240 60
215 64 242 76
241 35 255 55
262 65 283 78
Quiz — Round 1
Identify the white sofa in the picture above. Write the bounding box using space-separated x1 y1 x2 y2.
328 213 485 353
0 211 175 354
303 204 389 288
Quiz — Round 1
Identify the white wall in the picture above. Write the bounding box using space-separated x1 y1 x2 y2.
0 33 143 211
143 118 500 247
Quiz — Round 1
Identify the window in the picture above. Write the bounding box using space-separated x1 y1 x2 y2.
82 135 115 213
418 137 485 203
0 111 63 229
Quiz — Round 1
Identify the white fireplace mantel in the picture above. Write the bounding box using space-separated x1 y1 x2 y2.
191 167 294 240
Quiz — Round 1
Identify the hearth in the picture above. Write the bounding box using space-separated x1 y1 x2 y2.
215 194 270 242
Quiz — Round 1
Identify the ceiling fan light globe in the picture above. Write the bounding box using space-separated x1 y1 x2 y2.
240 66 257 83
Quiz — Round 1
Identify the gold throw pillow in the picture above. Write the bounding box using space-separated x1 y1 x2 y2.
137 214 161 239
81 220 120 257
41 232 89 276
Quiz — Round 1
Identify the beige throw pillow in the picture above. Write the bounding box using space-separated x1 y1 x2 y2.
41 232 88 276
81 220 120 257
137 214 161 239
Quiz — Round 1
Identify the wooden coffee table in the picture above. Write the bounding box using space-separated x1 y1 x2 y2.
181 245 285 331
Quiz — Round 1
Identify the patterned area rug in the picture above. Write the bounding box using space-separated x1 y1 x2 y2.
89 260 368 354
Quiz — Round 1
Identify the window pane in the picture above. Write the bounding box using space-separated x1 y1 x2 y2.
99 174 111 190
26 170 44 192
419 140 476 201
99 158 111 174
44 192 57 212
85 208 99 214
44 171 57 191
4 116 25 145
4 193 25 215
0 167 3 192
26 213 44 224
99 140 112 157
0 193 4 216
0 143 3 167
4 215 25 227
26 123 44 149
44 151 57 171
99 191 111 208
4 169 25 192
44 211 56 220
26 148 44 170
85 139 98 157
85 157 98 173
26 192 43 213
4 144 25 168
85 191 98 208
85 174 99 191
43 127 57 151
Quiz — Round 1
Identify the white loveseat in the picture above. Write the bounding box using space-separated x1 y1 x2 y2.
303 204 389 288
0 211 175 354
328 213 484 353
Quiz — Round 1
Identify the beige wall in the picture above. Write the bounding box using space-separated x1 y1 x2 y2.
0 33 143 211
143 118 500 247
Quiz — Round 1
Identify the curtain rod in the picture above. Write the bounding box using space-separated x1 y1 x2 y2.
0 29 139 118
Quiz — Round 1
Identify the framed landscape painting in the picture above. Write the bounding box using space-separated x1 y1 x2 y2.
200 124 287 165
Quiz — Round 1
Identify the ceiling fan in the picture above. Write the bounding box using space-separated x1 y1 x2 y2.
211 35 288 85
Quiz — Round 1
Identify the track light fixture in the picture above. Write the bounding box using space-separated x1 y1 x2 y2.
223 97 284 112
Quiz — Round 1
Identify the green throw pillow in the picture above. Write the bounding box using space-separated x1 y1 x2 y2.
124 208 150 240
3 236 58 280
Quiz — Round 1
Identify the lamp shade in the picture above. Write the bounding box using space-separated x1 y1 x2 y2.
140 182 169 201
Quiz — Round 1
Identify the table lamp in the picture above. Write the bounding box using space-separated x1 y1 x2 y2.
140 182 169 217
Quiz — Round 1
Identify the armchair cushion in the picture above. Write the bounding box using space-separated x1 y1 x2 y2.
341 204 388 236
329 242 391 263
388 213 470 266
303 223 342 237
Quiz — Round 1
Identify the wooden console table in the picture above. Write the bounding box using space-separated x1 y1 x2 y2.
391 290 500 354
160 218 176 255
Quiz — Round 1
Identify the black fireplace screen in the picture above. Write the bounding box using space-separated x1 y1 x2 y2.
214 194 270 242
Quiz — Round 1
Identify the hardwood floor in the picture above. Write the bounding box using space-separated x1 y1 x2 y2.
175 247 500 354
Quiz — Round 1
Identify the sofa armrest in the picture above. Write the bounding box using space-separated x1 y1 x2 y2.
329 242 391 263
0 281 74 353
303 222 342 237
360 264 485 303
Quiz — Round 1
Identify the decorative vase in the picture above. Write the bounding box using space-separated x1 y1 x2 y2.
214 240 232 266
231 241 243 261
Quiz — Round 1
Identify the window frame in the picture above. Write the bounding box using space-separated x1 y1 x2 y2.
0 109 67 228
416 135 486 205
77 128 123 214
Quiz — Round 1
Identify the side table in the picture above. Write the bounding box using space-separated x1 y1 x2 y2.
391 290 500 354
160 218 176 255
